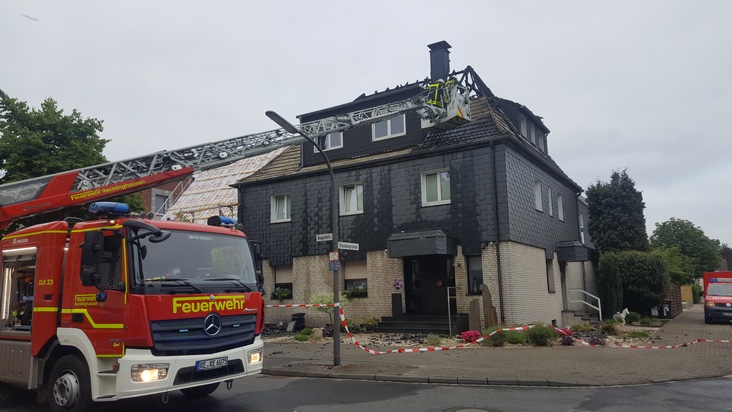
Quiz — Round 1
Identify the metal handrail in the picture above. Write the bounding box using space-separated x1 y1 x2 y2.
568 289 603 321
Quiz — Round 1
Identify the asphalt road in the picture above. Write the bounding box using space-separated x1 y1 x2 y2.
3 374 732 412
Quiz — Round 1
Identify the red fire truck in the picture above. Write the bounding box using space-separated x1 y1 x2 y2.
0 74 474 410
1 201 266 410
703 271 732 324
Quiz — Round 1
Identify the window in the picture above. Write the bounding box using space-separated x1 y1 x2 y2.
534 182 543 211
314 131 343 152
273 265 293 300
271 194 291 223
557 195 564 221
340 184 364 215
579 214 585 244
372 114 406 140
538 133 545 152
467 256 483 295
548 188 553 217
152 188 172 216
519 113 527 137
421 170 450 206
546 260 556 293
344 260 367 298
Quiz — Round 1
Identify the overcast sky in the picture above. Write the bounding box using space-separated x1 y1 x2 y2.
2 1 730 246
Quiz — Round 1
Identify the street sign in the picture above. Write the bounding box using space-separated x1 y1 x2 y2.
328 251 339 261
316 233 333 242
337 241 359 251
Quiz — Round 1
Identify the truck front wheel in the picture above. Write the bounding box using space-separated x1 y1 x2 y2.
48 355 92 412
180 382 220 398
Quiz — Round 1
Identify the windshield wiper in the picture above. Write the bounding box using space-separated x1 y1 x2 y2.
204 277 253 292
144 277 203 293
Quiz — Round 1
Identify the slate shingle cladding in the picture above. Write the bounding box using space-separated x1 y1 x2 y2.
235 88 587 266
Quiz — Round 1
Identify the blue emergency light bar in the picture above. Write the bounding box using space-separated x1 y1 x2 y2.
710 278 732 283
88 202 131 217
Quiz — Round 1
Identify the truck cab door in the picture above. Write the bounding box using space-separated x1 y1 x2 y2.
72 229 127 357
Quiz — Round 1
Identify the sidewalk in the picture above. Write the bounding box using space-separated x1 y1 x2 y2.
262 304 732 387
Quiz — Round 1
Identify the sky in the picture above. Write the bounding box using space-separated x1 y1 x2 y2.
1 1 731 246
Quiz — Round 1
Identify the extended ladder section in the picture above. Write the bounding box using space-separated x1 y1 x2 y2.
0 69 485 230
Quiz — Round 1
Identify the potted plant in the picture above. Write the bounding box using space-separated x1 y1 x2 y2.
272 287 292 301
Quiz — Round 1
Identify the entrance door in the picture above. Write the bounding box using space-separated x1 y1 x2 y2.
404 256 454 315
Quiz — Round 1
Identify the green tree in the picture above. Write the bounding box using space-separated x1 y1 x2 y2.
597 252 623 317
585 169 649 253
0 91 143 229
722 244 732 271
650 218 720 278
650 247 696 285
0 90 108 183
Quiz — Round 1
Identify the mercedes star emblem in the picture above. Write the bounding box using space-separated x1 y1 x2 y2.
203 313 223 336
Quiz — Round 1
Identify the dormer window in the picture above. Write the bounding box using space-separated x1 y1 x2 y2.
372 114 406 141
314 131 343 152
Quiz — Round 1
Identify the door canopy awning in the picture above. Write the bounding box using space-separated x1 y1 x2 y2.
387 230 456 258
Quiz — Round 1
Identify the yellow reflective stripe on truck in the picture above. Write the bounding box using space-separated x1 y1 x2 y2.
61 308 124 329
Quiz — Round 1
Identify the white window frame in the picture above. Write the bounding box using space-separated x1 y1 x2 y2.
270 194 291 223
372 114 406 141
558 194 564 221
340 183 364 216
314 131 343 152
548 188 553 217
421 170 451 206
534 181 543 211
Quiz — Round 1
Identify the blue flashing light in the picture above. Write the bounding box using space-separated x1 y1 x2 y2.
219 216 237 225
710 278 732 283
88 202 131 216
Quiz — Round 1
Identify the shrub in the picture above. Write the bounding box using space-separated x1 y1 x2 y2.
310 292 349 325
294 334 310 342
601 320 620 335
505 331 527 345
426 334 442 346
691 284 702 304
485 331 506 347
570 323 592 333
588 337 605 346
639 317 653 326
625 311 641 324
628 330 649 339
526 325 558 346
460 330 482 343
361 317 379 331
300 328 313 336
560 335 575 346
598 253 623 316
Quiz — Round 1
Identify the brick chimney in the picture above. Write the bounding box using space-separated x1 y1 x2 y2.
428 41 452 81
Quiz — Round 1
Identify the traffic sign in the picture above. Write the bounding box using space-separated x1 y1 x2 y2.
337 241 359 251
317 233 333 242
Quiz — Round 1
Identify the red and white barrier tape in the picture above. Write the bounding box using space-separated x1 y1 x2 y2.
268 302 732 354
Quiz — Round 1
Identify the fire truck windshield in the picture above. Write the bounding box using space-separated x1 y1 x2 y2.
707 283 732 297
130 229 257 292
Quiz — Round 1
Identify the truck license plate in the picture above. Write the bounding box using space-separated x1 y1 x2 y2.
196 356 228 371
723 312 732 317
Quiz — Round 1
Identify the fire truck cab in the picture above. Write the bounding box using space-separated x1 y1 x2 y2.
0 202 265 411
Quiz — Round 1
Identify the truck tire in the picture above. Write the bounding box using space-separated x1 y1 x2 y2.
48 355 92 412
180 382 220 398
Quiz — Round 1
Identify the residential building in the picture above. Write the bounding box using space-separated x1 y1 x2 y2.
234 41 597 330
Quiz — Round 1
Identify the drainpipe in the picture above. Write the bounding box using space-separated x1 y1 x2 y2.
490 140 506 324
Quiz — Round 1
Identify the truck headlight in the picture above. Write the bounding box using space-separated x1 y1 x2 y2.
131 363 169 382
705 301 716 307
247 349 262 365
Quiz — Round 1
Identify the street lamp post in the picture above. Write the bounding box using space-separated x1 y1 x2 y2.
265 111 341 366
